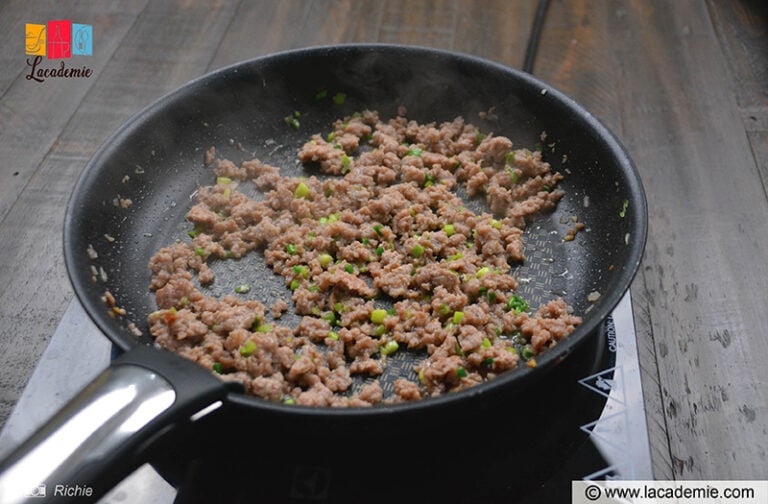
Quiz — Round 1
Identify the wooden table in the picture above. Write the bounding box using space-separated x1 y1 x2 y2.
1 0 766 481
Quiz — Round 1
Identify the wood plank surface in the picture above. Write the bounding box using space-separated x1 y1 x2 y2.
0 0 766 482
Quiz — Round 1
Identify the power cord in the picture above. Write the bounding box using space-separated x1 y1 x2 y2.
522 0 551 74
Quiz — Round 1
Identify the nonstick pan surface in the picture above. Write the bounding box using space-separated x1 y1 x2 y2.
0 44 647 502
66 45 645 397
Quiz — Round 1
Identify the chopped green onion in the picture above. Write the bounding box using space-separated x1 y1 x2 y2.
256 323 273 333
216 176 232 185
380 340 399 356
239 340 257 356
453 311 465 324
447 252 463 261
418 367 426 383
456 367 468 378
319 253 333 268
194 247 205 256
619 199 629 218
491 219 502 229
285 243 298 255
344 264 355 274
505 152 516 164
332 92 347 104
294 181 310 198
328 331 340 341
373 224 383 236
212 362 223 374
476 267 491 278
371 309 387 324
293 265 309 277
283 397 296 405
234 284 251 294
315 89 328 101
482 357 495 367
406 147 423 157
443 224 455 237
341 153 352 172
284 114 300 130
375 246 384 256
521 345 536 360
411 244 425 258
438 303 452 316
482 337 492 348
290 279 300 290
506 294 529 314
374 324 387 337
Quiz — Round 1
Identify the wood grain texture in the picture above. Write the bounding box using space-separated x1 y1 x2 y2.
605 0 768 479
0 0 241 430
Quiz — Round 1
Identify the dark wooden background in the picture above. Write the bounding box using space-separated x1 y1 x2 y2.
1 0 766 481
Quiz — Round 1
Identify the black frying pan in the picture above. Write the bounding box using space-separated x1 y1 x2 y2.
0 45 646 502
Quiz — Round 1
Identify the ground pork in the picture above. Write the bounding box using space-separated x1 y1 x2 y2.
146 110 581 407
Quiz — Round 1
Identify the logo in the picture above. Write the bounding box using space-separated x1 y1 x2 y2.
26 483 46 498
25 19 93 83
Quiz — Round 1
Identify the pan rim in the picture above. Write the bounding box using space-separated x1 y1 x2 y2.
63 43 648 416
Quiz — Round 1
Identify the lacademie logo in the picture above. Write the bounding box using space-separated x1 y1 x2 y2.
25 20 93 83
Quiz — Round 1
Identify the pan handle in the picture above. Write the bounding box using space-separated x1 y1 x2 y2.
0 345 238 503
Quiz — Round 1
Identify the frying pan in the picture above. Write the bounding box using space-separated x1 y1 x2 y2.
0 44 646 502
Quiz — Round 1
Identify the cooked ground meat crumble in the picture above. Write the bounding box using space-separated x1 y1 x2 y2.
147 110 581 407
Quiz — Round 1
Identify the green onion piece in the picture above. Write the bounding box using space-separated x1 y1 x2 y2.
453 311 465 324
506 294 529 314
505 152 516 164
380 340 399 356
212 362 223 374
284 115 300 130
418 367 425 383
521 345 536 360
326 132 335 142
482 357 495 367
319 253 333 268
332 92 347 104
294 181 310 198
456 367 468 378
438 303 451 316
239 340 257 357
344 264 354 274
375 246 384 256
341 153 351 171
406 147 423 157
482 337 492 348
285 243 298 254
443 224 455 237
447 252 463 261
290 279 300 290
194 247 205 256
361 237 369 245
535 142 543 152
491 219 502 229
411 244 425 258
322 312 336 325
234 284 251 294
283 397 296 405
315 90 327 101
373 224 383 236
476 267 491 278
475 131 485 143
328 331 340 341
619 199 629 218
293 265 309 278
256 323 273 333
216 176 232 185
371 309 387 324
374 324 386 337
